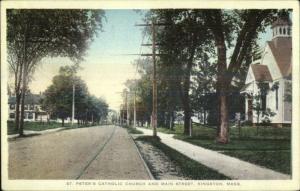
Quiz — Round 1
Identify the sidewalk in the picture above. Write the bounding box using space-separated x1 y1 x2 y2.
8 127 65 139
137 127 291 180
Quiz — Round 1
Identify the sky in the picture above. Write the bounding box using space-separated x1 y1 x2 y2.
29 10 149 111
28 9 274 111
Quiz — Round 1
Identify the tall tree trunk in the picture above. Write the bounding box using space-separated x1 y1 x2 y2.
19 65 28 136
62 118 64 127
170 112 174 130
19 26 28 136
204 10 230 143
203 109 207 125
183 103 191 134
14 62 23 131
179 50 195 134
216 43 229 143
19 89 25 136
217 87 229 143
169 114 172 129
15 94 21 131
165 112 170 129
182 58 194 135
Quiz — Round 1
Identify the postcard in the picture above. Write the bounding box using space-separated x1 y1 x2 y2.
1 0 299 190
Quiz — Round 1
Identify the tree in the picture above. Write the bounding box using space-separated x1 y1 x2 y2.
127 57 181 129
131 58 153 126
147 9 214 135
7 9 105 135
42 66 88 126
42 66 108 126
202 9 279 143
190 54 217 125
84 96 108 125
252 82 276 134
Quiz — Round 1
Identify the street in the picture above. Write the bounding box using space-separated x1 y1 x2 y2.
8 125 151 180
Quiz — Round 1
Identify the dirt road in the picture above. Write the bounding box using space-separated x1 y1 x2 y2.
8 125 151 180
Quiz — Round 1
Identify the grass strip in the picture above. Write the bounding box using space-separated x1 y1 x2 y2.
223 150 291 174
135 135 230 180
127 128 144 134
7 121 103 135
174 134 291 175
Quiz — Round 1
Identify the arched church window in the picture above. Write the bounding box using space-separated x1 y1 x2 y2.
279 27 282 34
283 28 286 34
287 27 291 35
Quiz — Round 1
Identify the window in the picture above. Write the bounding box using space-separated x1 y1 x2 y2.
9 113 15 119
279 27 282 34
28 112 33 119
287 27 291 35
261 94 266 111
275 88 278 110
283 28 286 35
24 104 28 110
10 104 15 110
30 104 34 110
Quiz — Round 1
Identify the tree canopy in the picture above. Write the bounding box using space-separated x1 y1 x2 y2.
42 66 108 126
123 9 288 143
7 9 105 135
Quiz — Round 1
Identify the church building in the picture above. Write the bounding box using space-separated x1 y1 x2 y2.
241 14 292 126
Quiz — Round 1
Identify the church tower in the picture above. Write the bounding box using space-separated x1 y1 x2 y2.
271 11 292 39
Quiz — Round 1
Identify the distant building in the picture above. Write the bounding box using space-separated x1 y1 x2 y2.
8 93 49 122
241 14 292 125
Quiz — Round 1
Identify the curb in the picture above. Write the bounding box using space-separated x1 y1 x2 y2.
7 127 65 141
128 133 155 180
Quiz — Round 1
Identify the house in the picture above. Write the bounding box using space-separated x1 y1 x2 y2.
8 93 49 122
241 14 292 125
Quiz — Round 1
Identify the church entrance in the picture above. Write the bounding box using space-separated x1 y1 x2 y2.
247 99 253 122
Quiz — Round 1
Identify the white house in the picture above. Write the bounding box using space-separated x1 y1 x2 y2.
241 14 292 126
8 93 49 122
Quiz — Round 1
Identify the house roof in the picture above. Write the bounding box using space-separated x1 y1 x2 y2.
251 64 273 82
8 94 43 105
267 37 292 77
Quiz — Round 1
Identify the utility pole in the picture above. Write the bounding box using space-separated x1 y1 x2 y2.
189 119 192 137
71 84 75 126
118 111 121 126
126 90 129 126
121 107 124 126
135 20 170 137
151 20 157 137
134 91 136 129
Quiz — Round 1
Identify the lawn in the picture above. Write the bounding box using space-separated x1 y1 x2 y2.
127 127 144 134
135 135 230 180
7 121 100 135
157 124 291 174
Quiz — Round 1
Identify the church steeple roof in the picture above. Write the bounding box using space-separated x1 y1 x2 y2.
271 11 292 39
271 11 292 28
